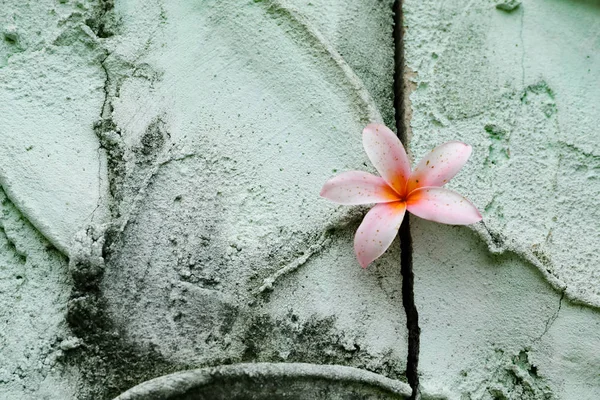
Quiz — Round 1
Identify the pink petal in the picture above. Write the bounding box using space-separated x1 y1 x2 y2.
362 124 411 196
354 202 406 268
406 187 482 225
406 141 472 194
320 171 402 205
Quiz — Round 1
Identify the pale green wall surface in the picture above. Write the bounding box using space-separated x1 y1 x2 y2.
0 1 110 255
405 0 600 398
0 0 598 399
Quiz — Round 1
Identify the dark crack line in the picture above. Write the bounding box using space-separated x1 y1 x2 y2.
0 225 27 263
99 52 112 119
534 290 564 343
393 0 408 146
393 1 420 399
399 215 420 399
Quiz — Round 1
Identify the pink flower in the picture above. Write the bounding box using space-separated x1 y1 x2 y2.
320 124 482 268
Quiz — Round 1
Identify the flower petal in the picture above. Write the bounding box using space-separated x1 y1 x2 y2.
406 187 482 225
362 124 411 196
320 171 402 205
354 202 406 268
406 141 472 193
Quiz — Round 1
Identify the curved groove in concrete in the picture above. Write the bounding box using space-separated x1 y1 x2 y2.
264 0 383 124
0 175 69 257
113 362 412 400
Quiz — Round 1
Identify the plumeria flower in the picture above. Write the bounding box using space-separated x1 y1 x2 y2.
320 124 482 268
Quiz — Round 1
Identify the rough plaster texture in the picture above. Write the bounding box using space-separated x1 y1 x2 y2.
0 189 78 399
91 2 409 398
0 0 110 255
404 0 600 398
404 0 600 306
0 0 598 399
3 0 408 399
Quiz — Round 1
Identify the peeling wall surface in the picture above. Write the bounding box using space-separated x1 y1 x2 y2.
0 0 598 399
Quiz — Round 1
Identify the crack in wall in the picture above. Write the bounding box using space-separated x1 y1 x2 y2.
393 1 420 399
0 225 26 264
399 215 420 400
99 53 112 118
534 290 565 344
471 221 600 312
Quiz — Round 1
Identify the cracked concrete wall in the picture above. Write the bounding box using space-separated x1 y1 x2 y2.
404 0 600 398
0 0 598 399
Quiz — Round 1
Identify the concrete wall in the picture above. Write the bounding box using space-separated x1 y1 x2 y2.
405 1 600 398
0 0 598 399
